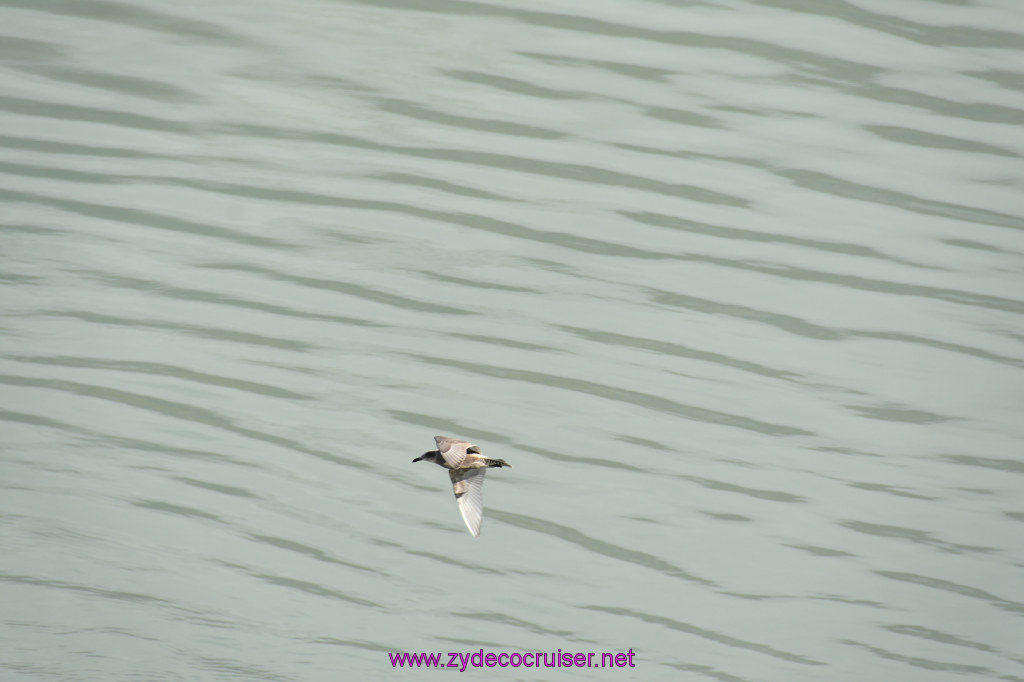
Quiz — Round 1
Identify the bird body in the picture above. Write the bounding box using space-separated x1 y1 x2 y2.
412 436 510 537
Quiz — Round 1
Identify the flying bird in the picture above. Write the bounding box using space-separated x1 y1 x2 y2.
412 436 510 537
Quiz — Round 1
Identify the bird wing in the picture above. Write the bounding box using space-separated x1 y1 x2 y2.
434 436 480 468
449 468 486 537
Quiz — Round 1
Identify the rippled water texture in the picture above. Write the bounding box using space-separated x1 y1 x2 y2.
2 0 1023 680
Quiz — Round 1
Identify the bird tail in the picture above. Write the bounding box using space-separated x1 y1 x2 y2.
485 458 510 468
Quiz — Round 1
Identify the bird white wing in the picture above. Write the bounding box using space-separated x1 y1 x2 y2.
449 468 486 537
435 436 480 468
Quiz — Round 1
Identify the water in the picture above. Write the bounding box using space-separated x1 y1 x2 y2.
2 0 1023 680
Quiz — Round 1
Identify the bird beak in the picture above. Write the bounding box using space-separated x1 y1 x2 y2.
412 455 424 463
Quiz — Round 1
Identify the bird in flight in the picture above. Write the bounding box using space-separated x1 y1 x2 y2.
412 436 511 537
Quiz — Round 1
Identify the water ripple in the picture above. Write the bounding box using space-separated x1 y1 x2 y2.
583 605 824 666
490 510 715 587
408 353 814 436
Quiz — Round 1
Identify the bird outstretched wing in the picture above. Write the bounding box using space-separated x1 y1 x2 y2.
449 468 486 537
434 436 480 468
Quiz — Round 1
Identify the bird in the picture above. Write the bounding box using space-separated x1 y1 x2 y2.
412 436 510 537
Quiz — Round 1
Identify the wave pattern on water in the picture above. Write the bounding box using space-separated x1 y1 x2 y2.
1 0 1023 680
